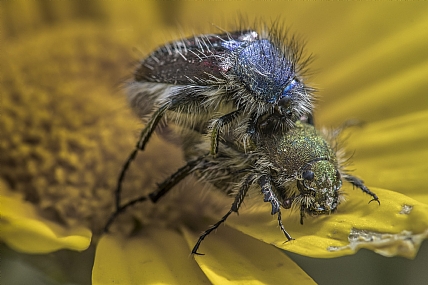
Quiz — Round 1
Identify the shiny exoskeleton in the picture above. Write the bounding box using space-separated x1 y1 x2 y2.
128 28 314 153
105 121 379 254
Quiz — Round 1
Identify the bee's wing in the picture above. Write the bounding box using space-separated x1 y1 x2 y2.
134 30 258 85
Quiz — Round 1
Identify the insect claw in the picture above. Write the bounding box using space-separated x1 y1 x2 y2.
191 250 205 256
282 238 295 245
368 197 381 205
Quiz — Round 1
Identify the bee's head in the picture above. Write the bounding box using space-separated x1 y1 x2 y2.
296 159 342 216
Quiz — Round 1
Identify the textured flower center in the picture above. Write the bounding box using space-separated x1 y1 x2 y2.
0 26 226 238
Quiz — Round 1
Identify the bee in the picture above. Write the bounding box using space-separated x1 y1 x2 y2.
117 26 315 210
105 120 379 255
128 27 314 150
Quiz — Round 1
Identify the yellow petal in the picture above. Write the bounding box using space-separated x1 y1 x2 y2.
93 229 210 285
345 110 428 204
0 183 91 254
226 186 428 259
318 13 428 125
181 225 315 285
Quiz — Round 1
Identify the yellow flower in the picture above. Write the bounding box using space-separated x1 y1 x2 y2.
1 1 428 284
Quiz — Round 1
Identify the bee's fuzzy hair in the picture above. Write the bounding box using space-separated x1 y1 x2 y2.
126 20 316 152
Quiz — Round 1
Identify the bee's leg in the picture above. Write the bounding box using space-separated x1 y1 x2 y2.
259 175 294 241
191 174 254 255
114 103 170 210
246 112 259 137
105 156 203 233
210 109 242 155
300 205 305 225
277 211 294 241
259 175 281 215
148 156 203 203
344 175 380 204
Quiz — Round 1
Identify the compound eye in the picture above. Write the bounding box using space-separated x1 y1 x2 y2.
302 170 315 181
278 95 291 108
282 198 292 209
336 170 341 179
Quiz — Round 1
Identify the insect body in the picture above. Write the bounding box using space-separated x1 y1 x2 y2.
117 27 314 211
105 121 379 254
129 29 314 154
